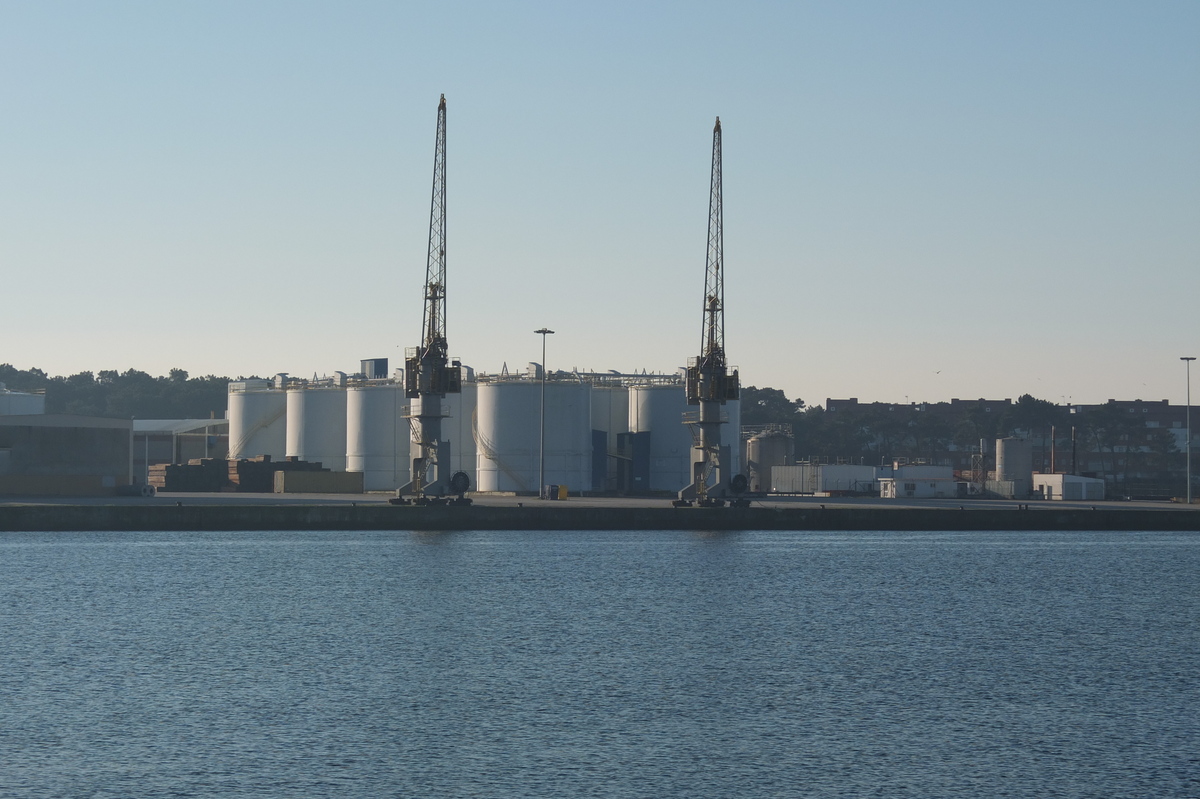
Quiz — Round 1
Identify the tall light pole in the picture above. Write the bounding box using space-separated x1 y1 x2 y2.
1184 356 1195 504
536 328 554 499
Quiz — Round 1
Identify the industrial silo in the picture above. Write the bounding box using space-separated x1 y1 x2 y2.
628 384 692 492
995 437 1033 498
346 383 410 491
746 428 794 492
443 374 479 488
590 385 630 491
725 397 742 479
228 379 287 460
286 385 348 471
475 379 592 493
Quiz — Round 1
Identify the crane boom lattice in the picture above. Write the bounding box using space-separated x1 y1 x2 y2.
679 117 740 505
422 94 448 362
702 117 725 369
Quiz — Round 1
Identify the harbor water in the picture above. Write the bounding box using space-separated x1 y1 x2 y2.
2 530 1197 797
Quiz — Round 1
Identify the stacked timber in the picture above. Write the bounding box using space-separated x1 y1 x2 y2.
148 459 229 492
227 455 329 493
228 455 274 492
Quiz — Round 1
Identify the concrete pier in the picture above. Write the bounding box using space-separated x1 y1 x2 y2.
2 501 1199 532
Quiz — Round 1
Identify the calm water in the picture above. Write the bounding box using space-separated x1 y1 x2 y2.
1 530 1197 798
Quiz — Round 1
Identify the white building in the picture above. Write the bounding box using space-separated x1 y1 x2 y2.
1032 473 1105 501
878 463 961 498
879 476 963 499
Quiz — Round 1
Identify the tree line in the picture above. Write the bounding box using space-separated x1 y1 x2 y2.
0 364 233 420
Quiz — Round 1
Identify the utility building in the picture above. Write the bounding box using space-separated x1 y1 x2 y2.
0 415 133 495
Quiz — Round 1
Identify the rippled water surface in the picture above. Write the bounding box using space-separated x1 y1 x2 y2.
2 530 1197 797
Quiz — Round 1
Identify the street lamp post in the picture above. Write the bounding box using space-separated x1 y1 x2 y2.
1184 357 1196 504
536 328 554 499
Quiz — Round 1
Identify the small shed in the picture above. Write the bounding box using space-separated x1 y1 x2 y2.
1032 473 1105 501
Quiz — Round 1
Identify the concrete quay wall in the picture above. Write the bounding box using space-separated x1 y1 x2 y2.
2 504 1199 532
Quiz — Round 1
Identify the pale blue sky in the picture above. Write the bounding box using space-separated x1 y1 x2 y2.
2 1 1197 406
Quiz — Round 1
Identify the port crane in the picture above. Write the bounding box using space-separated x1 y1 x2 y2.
677 117 741 506
397 94 462 501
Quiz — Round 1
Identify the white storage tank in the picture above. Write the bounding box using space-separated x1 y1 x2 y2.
590 385 630 490
628 384 692 492
444 376 479 487
726 397 742 479
591 385 630 445
346 383 410 491
228 380 287 460
996 437 1033 482
475 380 592 493
286 386 348 470
995 437 1033 498
746 429 793 492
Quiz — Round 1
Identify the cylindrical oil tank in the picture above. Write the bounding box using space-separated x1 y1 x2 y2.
286 386 348 470
746 429 794 492
590 385 630 492
996 437 1033 482
346 384 410 491
475 380 592 493
444 378 479 487
725 397 742 479
591 385 630 443
228 380 287 460
996 436 1033 498
628 384 692 492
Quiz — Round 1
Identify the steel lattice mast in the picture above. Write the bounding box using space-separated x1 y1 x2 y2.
680 117 739 503
400 94 461 499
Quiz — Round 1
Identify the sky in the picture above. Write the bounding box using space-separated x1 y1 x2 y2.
2 1 1197 407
